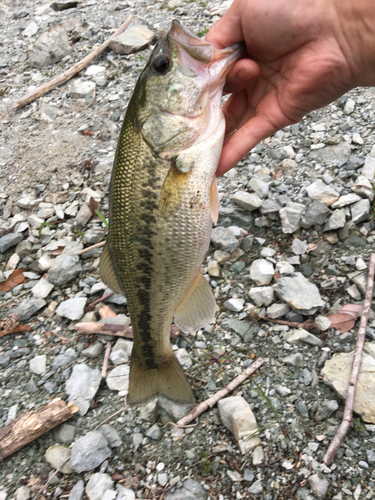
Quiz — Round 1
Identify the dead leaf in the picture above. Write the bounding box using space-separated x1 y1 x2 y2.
89 196 99 216
326 304 363 333
306 243 318 254
88 397 102 410
273 171 281 180
99 305 116 319
112 473 125 481
0 268 27 292
51 246 65 256
274 270 281 280
82 130 94 136
0 314 19 335
0 324 31 337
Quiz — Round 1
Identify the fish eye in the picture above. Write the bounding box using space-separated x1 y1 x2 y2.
153 53 171 73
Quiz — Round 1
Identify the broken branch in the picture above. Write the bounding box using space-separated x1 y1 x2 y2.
75 322 181 339
259 315 323 332
323 253 375 465
177 357 264 427
12 15 132 109
101 341 112 378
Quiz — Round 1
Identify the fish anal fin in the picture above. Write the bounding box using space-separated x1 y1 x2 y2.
99 242 122 294
174 272 216 333
128 349 195 407
210 176 219 225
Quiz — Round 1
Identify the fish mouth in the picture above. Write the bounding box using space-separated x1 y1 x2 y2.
169 20 243 83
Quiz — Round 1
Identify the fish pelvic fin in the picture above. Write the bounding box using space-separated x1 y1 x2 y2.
174 272 216 333
128 349 195 407
99 242 122 294
210 176 219 225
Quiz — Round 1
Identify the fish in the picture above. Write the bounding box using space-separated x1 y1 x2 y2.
99 20 242 407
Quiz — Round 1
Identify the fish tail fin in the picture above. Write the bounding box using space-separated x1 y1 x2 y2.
128 349 195 407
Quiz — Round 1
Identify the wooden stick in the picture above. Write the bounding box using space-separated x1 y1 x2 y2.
0 289 31 309
323 253 375 466
0 399 79 462
75 241 105 255
177 357 264 427
101 341 112 378
259 315 323 332
75 322 181 339
12 15 132 109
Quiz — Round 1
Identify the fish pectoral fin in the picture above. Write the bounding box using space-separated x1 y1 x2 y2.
99 242 123 294
128 349 195 407
174 272 216 333
210 176 219 225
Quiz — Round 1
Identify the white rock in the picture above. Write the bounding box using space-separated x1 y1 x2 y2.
232 191 262 211
250 259 274 285
275 261 295 274
356 257 367 271
68 79 96 99
85 65 106 76
223 298 245 312
343 98 355 114
362 156 375 180
306 180 340 206
248 286 274 307
109 26 155 54
45 445 73 474
106 365 130 392
314 316 332 331
247 177 269 198
352 132 363 145
291 238 308 255
31 277 54 299
29 355 47 375
351 175 374 201
284 328 323 347
267 303 290 318
331 193 361 208
56 298 87 321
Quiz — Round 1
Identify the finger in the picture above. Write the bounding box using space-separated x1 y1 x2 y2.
205 1 244 49
224 59 259 94
222 91 252 136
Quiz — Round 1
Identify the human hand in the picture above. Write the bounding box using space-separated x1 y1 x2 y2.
206 0 375 176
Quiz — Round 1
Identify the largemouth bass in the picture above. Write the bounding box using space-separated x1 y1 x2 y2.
100 20 241 407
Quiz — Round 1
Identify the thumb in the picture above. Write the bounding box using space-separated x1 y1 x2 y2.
205 1 245 49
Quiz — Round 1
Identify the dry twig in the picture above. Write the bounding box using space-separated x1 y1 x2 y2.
259 315 323 331
323 253 375 465
177 357 264 427
101 341 112 378
75 322 181 339
13 16 132 109
75 240 105 255
0 289 30 309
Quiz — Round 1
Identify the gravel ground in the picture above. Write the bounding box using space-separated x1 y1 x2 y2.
1 1 375 499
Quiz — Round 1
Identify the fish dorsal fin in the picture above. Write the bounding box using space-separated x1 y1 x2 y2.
173 271 216 333
210 176 219 225
99 242 122 294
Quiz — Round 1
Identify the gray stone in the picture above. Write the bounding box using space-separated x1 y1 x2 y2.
0 233 23 253
308 473 329 499
116 484 136 500
15 486 30 500
29 354 47 375
315 400 339 420
366 449 375 464
249 259 274 286
252 446 264 465
331 193 361 208
157 396 193 424
296 401 310 418
68 79 96 99
275 385 291 397
40 102 58 121
45 445 73 473
11 298 46 321
274 273 324 315
362 155 375 180
283 353 304 367
248 286 274 307
260 198 282 215
56 297 87 321
85 473 114 500
223 298 245 312
301 201 331 228
54 423 76 444
351 198 370 223
76 202 92 227
211 226 239 253
53 348 77 368
98 424 122 448
28 23 70 67
248 480 263 495
343 156 364 170
310 142 351 164
292 238 308 255
48 254 82 285
65 364 101 415
25 377 39 393
322 344 375 423
165 479 207 500
232 191 262 211
248 177 269 198
323 209 346 231
82 342 104 358
217 396 261 454
68 480 84 500
106 364 130 392
109 26 155 54
280 202 305 233
266 303 289 319
241 236 254 252
351 175 374 201
31 278 54 299
146 423 161 440
306 180 340 206
284 329 323 347
71 431 111 473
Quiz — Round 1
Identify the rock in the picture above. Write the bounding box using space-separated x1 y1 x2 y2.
28 23 70 67
366 449 375 465
223 298 245 312
310 142 351 163
248 286 274 307
347 284 362 301
283 353 304 367
51 1 79 11
322 344 375 423
165 479 206 500
82 342 104 358
65 364 101 415
362 155 375 180
157 397 193 424
53 348 77 368
306 180 340 206
308 473 329 499
275 261 295 275
116 484 136 500
175 348 192 369
207 259 221 277
54 423 76 444
106 364 130 392
315 400 339 420
343 155 364 170
275 385 291 397
71 431 111 473
232 191 262 211
45 445 73 473
266 303 289 318
323 209 346 231
331 193 361 208
29 354 47 375
284 329 323 347
98 424 122 448
85 473 114 500
109 339 133 364
15 486 31 500
0 233 23 253
344 98 355 114
248 480 263 495
146 423 161 440
40 102 59 121
260 197 282 215
76 202 92 227
350 199 370 223
211 226 239 253
249 259 274 285
252 446 264 466
217 396 261 454
280 202 305 233
56 298 87 321
68 79 96 99
11 298 46 321
68 480 84 500
31 278 54 299
296 401 309 418
48 254 82 285
274 273 324 315
291 238 308 255
351 175 374 201
109 26 155 54
301 201 331 228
